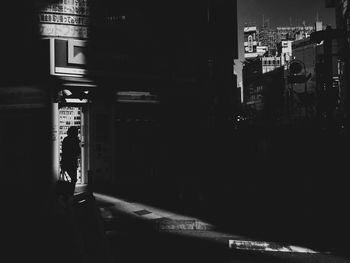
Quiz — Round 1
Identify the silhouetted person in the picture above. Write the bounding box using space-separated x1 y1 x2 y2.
61 126 81 194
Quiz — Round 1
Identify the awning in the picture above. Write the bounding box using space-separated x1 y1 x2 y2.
57 76 97 89
55 76 97 103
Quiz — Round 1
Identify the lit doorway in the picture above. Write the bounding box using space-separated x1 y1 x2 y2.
58 105 88 185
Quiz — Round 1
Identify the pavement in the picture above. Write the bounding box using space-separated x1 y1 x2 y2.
14 188 344 263
91 192 350 263
92 192 331 254
94 192 214 231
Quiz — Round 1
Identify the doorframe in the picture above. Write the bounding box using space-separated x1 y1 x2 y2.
58 102 90 186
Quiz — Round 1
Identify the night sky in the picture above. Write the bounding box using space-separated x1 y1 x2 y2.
238 0 335 28
235 0 336 89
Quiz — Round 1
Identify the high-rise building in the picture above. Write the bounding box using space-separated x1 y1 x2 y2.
244 26 268 59
277 40 293 66
277 25 318 42
261 56 282 73
258 19 279 56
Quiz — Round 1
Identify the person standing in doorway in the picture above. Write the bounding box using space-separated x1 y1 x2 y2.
61 126 81 195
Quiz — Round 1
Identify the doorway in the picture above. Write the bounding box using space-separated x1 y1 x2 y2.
58 105 89 185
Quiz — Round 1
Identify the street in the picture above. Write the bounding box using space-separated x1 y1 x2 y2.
93 193 350 263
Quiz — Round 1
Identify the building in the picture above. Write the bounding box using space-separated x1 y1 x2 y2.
326 0 350 125
23 0 239 193
242 56 286 119
1 0 239 217
36 0 95 191
244 26 263 58
244 25 272 59
258 19 279 56
262 56 282 73
242 20 329 121
286 38 321 119
282 19 345 122
84 0 239 190
278 40 294 66
243 24 283 109
242 58 264 111
277 25 316 41
1 3 58 257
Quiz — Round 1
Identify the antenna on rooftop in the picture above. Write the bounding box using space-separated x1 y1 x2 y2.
262 14 265 27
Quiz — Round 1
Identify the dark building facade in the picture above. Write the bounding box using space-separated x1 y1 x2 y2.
84 0 239 195
242 57 264 112
326 0 350 127
1 1 238 258
242 58 285 120
1 0 239 205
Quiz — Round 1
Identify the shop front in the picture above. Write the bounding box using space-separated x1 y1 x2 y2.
44 37 95 192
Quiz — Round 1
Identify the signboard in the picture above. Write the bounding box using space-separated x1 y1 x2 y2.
39 24 89 39
37 0 91 39
50 38 88 76
39 14 90 26
39 1 90 16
